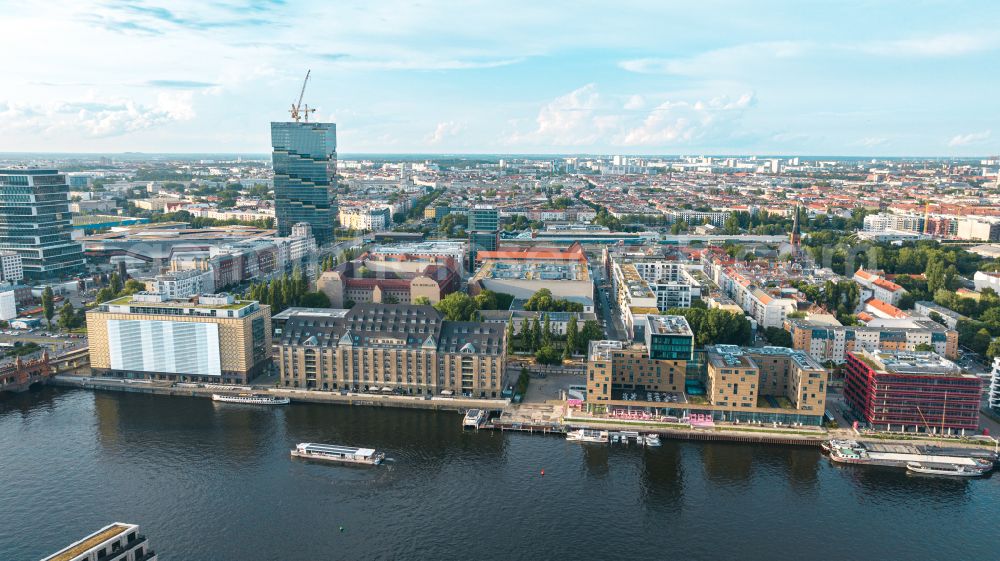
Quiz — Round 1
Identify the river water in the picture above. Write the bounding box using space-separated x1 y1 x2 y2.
1 388 996 560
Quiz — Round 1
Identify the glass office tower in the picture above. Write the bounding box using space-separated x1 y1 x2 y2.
271 122 338 246
468 206 499 272
0 169 85 282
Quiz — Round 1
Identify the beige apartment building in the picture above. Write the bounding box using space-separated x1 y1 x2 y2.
705 345 827 416
277 303 506 398
87 292 272 384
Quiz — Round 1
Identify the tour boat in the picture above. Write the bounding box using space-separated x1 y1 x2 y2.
643 434 662 447
566 429 610 444
212 393 290 405
906 462 987 477
290 442 385 466
463 409 487 428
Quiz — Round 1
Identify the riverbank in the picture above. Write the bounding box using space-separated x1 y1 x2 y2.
50 375 508 413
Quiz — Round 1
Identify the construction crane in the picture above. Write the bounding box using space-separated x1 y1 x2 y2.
289 70 316 123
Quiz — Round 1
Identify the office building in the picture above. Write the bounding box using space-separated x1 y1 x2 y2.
87 292 271 384
277 303 506 397
0 288 16 321
786 314 958 363
467 206 499 272
0 169 86 282
317 253 460 307
147 268 215 299
0 250 23 283
989 357 1000 415
607 250 701 338
704 345 827 420
844 349 981 434
469 243 594 312
42 522 156 561
367 241 467 274
586 315 694 402
271 121 338 246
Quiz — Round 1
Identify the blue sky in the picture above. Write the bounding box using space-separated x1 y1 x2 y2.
1 0 998 156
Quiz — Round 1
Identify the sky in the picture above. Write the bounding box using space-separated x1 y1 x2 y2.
1 0 998 156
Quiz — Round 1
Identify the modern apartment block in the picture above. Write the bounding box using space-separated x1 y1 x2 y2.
0 169 86 282
786 314 958 363
42 522 156 561
989 357 1000 415
147 268 215 299
467 205 499 271
87 292 271 384
844 349 981 434
271 121 338 245
339 205 391 231
607 250 701 338
277 303 506 397
704 345 827 419
586 315 694 401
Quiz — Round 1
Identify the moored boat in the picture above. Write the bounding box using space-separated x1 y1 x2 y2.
906 462 986 477
566 429 609 444
290 442 385 466
643 434 662 447
212 393 290 405
463 409 487 428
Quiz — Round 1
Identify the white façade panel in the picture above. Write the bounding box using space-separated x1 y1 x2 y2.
107 319 221 376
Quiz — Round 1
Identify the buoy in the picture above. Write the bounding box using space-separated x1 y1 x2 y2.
339 526 345 532
540 469 545 476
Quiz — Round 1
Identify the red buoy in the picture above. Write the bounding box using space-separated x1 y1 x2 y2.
540 469 545 476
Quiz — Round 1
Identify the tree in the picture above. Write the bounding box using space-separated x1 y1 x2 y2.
763 326 793 348
123 279 145 294
972 328 993 355
542 314 552 347
300 291 331 308
505 319 515 351
57 302 76 330
988 338 1000 361
531 316 542 352
914 343 934 352
108 272 123 294
564 315 578 359
382 294 400 304
95 287 116 304
41 287 54 328
578 319 605 352
535 345 562 365
413 296 432 306
434 292 478 321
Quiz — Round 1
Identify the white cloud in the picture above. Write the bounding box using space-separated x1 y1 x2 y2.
619 42 810 75
948 130 992 147
427 121 465 144
508 84 620 146
855 33 1000 57
621 93 755 146
0 93 195 138
623 94 645 110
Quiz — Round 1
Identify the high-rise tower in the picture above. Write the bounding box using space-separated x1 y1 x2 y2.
468 206 499 272
0 169 85 282
271 122 338 246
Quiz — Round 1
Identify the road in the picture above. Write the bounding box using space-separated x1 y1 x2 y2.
0 331 87 356
591 265 626 341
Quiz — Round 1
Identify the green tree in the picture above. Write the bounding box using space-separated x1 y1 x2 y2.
41 286 55 328
506 319 516 351
123 279 145 294
972 328 993 355
57 302 76 330
531 316 542 352
434 292 478 321
578 319 605 352
763 326 793 347
987 338 1000 361
914 343 934 352
535 345 562 365
413 296 432 306
542 314 552 347
300 291 331 308
95 287 116 304
564 315 578 358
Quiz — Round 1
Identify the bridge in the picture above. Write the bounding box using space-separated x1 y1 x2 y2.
50 347 91 374
0 354 54 393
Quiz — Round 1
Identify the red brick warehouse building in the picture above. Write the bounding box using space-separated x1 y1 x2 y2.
843 349 982 435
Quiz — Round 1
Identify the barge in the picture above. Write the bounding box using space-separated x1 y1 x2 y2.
826 440 995 473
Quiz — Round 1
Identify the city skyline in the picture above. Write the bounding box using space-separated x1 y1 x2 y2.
2 0 999 156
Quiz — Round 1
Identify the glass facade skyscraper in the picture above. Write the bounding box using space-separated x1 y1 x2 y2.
0 169 85 282
271 121 338 246
468 206 499 272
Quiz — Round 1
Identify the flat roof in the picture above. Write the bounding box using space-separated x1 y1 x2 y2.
853 349 968 377
44 523 136 561
646 314 693 336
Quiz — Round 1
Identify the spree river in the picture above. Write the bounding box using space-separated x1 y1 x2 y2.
2 388 997 561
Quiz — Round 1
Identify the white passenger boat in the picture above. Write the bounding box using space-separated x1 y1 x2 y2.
906 462 987 477
290 442 385 466
463 409 487 428
212 393 290 405
643 434 662 447
566 429 610 444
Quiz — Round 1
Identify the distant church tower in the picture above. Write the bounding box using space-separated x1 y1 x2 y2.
789 205 802 247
